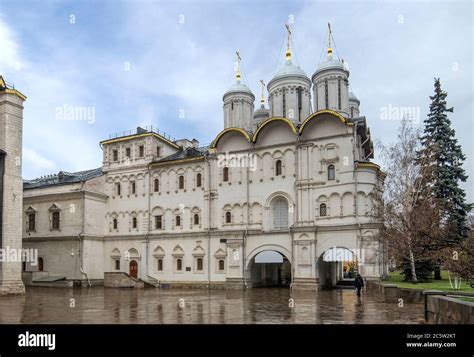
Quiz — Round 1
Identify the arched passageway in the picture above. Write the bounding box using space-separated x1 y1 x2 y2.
318 247 358 289
249 251 291 288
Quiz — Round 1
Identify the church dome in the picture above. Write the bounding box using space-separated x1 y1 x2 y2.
254 105 269 118
312 57 348 80
268 59 310 87
349 91 360 103
223 81 254 100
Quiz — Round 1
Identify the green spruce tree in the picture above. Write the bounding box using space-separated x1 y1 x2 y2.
418 78 471 247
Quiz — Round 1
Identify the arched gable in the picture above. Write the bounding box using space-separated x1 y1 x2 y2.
299 110 352 139
252 117 297 145
211 127 251 150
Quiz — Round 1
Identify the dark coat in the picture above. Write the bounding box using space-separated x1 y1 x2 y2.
354 276 364 288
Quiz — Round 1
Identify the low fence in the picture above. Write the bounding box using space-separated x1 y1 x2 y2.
366 280 425 303
366 280 474 324
425 293 474 324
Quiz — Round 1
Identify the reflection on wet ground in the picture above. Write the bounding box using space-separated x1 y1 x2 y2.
0 287 425 324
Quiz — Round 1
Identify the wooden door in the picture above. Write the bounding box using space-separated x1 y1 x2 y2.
130 260 138 278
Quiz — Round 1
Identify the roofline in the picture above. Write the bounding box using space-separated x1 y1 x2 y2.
100 132 179 149
299 109 353 135
2 88 27 101
24 180 88 190
355 161 381 170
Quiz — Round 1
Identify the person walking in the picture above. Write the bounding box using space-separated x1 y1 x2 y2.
354 273 364 297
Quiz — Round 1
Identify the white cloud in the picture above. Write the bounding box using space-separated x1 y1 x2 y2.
0 18 23 71
23 147 56 173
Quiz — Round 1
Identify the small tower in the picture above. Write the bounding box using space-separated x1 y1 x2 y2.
253 79 269 130
311 23 350 117
223 51 255 131
349 91 360 118
0 76 26 295
267 24 312 123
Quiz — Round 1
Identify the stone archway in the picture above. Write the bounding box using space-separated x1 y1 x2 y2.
246 246 292 288
317 246 358 289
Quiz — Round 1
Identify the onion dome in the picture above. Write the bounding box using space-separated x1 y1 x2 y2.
349 91 360 103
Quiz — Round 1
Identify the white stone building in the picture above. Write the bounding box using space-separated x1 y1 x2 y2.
21 30 387 290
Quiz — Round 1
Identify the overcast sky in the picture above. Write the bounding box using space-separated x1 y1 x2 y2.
0 0 472 202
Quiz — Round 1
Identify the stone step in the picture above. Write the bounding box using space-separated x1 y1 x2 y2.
32 276 67 283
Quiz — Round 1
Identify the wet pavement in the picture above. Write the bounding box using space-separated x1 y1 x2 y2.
0 287 425 324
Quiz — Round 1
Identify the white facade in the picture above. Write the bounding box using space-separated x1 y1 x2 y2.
20 38 387 290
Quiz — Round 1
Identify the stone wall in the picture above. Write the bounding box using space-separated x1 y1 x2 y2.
366 280 427 303
426 295 474 324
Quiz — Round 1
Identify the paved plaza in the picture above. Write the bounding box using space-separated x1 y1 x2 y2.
0 287 425 324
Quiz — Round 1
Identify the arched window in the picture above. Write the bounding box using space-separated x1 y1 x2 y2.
116 183 121 196
38 257 44 272
113 218 118 229
273 198 288 229
178 175 184 189
320 203 327 217
194 214 200 225
132 217 137 229
197 258 203 271
176 216 181 227
196 173 202 187
158 259 163 271
328 165 335 180
275 160 282 176
131 181 136 194
225 211 231 224
115 259 120 270
223 167 229 182
176 258 182 271
52 211 60 230
155 215 162 229
218 259 225 271
154 178 159 192
27 213 36 231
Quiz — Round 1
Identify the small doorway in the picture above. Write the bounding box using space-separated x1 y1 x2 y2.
129 260 138 278
38 257 44 272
